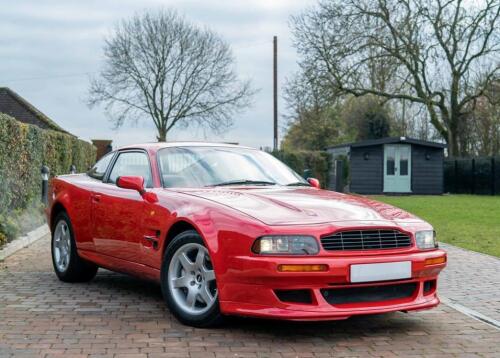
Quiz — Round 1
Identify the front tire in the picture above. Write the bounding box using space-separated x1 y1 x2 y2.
51 212 98 282
161 230 223 327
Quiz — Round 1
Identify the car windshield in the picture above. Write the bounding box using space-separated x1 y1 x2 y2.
157 146 308 188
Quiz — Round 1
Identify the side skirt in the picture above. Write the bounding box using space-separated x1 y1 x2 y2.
78 249 161 282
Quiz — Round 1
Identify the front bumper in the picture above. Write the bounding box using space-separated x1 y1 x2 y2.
219 249 446 320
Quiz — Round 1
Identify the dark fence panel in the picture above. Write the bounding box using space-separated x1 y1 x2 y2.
443 159 458 193
495 158 500 195
444 157 499 195
475 158 493 195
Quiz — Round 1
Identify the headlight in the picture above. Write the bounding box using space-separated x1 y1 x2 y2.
415 230 437 249
252 235 319 255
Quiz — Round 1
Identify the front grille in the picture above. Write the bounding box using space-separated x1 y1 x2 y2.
321 229 412 251
321 282 417 305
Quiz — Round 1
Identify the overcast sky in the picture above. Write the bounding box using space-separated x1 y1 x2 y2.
1 0 314 149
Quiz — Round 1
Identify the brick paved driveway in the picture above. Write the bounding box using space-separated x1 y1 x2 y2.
439 243 500 322
1 235 499 358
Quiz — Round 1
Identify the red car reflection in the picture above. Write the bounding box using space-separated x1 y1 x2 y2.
47 142 446 327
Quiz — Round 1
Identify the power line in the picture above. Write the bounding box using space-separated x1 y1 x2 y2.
1 41 272 88
232 39 271 50
3 72 95 83
2 40 270 83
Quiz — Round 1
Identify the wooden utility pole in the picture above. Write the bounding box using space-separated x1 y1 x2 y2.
273 35 278 151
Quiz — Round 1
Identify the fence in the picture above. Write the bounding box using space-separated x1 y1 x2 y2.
444 157 500 195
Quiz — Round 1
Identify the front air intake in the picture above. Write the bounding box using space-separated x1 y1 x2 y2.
321 283 417 305
275 289 313 304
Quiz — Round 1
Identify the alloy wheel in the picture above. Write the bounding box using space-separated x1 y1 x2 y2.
53 220 71 272
167 243 217 315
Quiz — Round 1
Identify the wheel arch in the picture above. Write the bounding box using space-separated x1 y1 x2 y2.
50 201 68 231
162 219 202 257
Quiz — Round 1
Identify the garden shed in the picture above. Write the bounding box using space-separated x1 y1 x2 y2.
327 137 447 194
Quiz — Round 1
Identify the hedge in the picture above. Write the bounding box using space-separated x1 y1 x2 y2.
0 113 96 216
272 150 331 188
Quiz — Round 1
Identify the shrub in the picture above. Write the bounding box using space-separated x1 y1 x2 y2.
272 150 331 188
0 232 7 247
0 113 96 246
0 204 45 248
0 213 19 241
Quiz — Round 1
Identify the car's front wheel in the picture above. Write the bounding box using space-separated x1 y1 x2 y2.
51 212 98 282
161 230 223 327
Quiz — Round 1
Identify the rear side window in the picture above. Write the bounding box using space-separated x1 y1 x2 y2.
88 153 114 180
108 151 153 188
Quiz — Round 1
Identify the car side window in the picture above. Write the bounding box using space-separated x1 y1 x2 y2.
87 152 114 180
107 151 153 188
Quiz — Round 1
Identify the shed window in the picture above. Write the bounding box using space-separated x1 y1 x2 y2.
400 149 409 175
387 155 396 175
400 159 408 175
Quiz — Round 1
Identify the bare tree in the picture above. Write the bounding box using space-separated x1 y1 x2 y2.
464 79 500 155
89 10 254 141
341 95 393 140
292 0 500 156
283 70 334 126
390 100 440 140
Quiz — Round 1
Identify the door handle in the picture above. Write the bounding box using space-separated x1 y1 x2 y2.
92 194 101 202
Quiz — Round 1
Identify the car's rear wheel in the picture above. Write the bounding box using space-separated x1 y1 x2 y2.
51 212 98 282
161 230 223 327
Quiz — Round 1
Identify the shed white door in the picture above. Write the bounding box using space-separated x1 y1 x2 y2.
383 145 411 193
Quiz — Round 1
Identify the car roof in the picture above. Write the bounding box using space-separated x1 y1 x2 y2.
118 141 256 151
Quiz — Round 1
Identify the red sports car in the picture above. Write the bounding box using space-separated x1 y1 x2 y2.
47 142 446 327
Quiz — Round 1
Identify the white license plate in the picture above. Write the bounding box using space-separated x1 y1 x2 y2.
350 261 411 283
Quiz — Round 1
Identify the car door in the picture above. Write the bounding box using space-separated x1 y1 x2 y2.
91 150 153 263
75 152 116 251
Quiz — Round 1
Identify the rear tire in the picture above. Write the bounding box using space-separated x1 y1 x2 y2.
161 230 223 327
51 212 98 282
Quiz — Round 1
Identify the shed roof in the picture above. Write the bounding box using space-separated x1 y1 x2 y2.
327 136 446 150
0 87 71 134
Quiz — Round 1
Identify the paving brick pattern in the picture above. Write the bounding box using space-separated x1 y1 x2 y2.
439 243 500 322
1 235 499 358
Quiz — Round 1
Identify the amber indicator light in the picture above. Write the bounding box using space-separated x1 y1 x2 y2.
424 257 446 266
277 264 328 272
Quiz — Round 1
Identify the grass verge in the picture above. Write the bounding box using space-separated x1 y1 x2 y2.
371 195 500 257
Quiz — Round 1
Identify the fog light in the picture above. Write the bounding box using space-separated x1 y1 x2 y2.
424 256 446 266
277 264 328 272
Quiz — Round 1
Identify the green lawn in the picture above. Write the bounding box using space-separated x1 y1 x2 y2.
371 195 500 257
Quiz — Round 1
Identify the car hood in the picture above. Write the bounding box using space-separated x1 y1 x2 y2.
174 187 423 226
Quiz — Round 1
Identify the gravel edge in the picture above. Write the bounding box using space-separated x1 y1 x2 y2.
0 224 49 261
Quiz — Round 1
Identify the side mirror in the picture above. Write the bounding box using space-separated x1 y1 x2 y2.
117 176 145 195
307 177 320 189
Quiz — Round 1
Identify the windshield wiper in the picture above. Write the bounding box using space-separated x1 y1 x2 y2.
286 182 311 187
209 179 277 187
